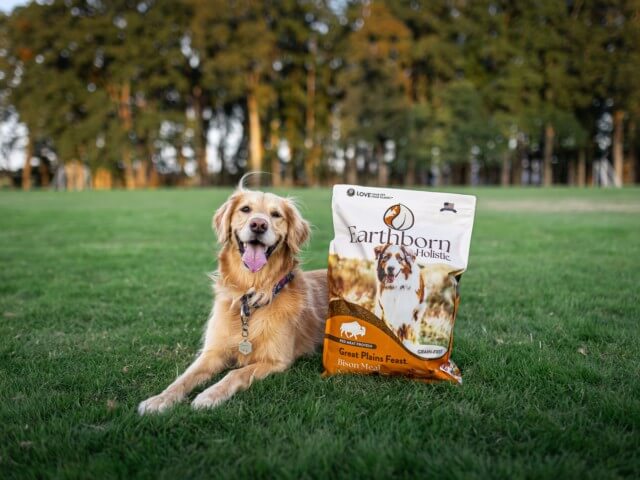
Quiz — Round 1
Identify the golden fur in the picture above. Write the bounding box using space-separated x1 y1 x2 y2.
138 188 328 413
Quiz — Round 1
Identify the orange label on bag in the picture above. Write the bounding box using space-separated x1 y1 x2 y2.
322 303 462 383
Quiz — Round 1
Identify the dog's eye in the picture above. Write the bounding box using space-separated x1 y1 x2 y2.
270 211 282 218
240 206 251 213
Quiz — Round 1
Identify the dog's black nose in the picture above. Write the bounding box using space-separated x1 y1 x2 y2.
387 266 395 274
250 218 268 234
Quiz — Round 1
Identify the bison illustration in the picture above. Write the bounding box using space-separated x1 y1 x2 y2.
340 321 366 339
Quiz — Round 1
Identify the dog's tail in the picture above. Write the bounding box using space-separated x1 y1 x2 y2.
238 171 271 190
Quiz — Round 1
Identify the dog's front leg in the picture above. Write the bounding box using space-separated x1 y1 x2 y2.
191 361 289 410
138 349 227 415
373 295 383 321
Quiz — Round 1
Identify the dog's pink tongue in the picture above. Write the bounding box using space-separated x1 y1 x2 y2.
242 243 268 273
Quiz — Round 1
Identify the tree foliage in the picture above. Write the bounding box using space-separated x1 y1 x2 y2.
1 0 639 187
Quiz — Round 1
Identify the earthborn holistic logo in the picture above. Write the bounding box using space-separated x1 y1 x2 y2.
347 202 452 260
383 204 414 231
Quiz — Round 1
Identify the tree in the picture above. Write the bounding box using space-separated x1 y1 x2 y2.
387 1 466 184
4 0 191 189
83 0 190 188
596 0 640 185
266 0 337 186
2 0 639 188
440 80 502 184
3 1 84 189
190 0 277 185
338 1 412 186
513 1 576 185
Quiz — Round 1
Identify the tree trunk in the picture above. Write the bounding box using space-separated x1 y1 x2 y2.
405 155 416 186
543 123 555 186
39 160 50 188
93 167 113 190
67 160 84 191
118 81 135 190
624 118 636 184
177 141 187 186
500 152 511 186
22 136 32 190
271 156 282 187
362 155 371 186
149 162 159 188
247 73 263 184
376 144 388 186
283 134 295 187
192 86 209 185
138 139 156 188
567 158 576 185
304 38 318 186
629 119 640 183
577 148 586 187
512 147 523 185
65 162 74 191
122 148 135 190
346 154 357 185
268 120 281 187
135 160 148 188
378 161 388 187
305 146 322 186
431 163 441 187
613 109 624 186
285 161 296 186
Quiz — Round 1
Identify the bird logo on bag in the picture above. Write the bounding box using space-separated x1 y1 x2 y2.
383 204 414 231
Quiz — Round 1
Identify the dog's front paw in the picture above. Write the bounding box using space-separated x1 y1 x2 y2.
191 387 227 410
137 392 180 415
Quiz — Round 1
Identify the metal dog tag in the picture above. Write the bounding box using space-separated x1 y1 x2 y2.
238 339 252 355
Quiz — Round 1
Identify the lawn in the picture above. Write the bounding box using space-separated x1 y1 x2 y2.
1 186 639 479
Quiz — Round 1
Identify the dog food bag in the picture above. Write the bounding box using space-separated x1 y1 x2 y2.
323 185 476 383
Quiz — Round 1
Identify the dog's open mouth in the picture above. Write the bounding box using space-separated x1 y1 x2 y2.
236 233 278 273
383 271 401 284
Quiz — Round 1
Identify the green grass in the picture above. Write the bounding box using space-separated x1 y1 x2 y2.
1 187 639 479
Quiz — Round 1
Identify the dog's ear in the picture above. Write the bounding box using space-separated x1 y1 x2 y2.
212 194 238 243
402 246 416 261
374 245 385 259
283 199 310 255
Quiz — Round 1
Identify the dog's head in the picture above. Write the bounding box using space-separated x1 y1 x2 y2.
213 188 310 273
374 244 416 286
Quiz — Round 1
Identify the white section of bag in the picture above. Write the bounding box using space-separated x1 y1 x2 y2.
330 184 476 270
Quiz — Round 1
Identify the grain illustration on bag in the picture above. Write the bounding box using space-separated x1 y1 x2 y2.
323 185 476 383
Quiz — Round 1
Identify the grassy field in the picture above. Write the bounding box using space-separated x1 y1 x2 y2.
1 186 639 479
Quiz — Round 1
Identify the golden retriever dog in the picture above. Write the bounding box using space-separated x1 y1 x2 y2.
138 184 327 414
